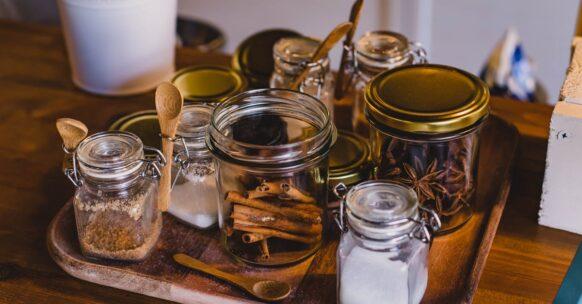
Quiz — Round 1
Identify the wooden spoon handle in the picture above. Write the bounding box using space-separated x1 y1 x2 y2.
173 254 250 290
334 0 364 100
291 22 353 90
158 138 174 211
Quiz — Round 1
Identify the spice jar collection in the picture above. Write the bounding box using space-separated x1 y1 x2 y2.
56 3 490 303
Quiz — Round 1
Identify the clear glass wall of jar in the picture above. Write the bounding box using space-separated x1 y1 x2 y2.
350 31 426 136
270 37 335 118
335 181 440 304
168 104 220 229
70 131 165 261
365 64 489 233
207 89 335 266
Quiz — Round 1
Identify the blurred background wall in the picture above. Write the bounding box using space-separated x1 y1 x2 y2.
0 0 578 103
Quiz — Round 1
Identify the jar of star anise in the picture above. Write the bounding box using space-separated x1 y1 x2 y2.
365 64 489 233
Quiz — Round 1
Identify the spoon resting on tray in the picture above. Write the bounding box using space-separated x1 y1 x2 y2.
173 253 292 302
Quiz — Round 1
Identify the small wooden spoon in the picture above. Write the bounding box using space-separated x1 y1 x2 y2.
56 118 88 151
290 22 353 90
334 0 364 100
155 82 183 211
173 253 291 302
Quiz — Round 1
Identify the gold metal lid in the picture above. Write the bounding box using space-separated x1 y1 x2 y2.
109 110 160 151
365 64 490 134
232 29 300 88
329 130 371 188
172 65 247 104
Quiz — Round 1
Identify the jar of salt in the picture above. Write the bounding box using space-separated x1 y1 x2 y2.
168 104 219 229
334 181 441 304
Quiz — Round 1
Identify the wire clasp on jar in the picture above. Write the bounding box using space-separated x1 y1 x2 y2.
332 182 441 244
298 60 327 100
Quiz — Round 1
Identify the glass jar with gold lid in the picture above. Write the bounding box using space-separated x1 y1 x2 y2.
365 64 489 233
172 65 247 106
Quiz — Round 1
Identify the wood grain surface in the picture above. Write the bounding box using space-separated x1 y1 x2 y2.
0 20 580 303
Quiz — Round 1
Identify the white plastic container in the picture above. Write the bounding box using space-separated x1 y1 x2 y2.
57 0 177 96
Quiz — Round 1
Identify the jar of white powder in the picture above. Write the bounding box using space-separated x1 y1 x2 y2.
334 181 441 304
168 104 219 229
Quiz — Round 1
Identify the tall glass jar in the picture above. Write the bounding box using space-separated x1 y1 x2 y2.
335 181 440 304
365 64 490 233
66 131 165 261
207 89 335 266
350 31 426 136
168 104 220 229
270 37 335 117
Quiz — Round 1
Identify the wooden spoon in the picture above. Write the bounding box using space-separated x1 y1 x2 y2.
173 253 291 302
334 0 364 100
290 22 353 90
56 118 88 151
155 82 183 211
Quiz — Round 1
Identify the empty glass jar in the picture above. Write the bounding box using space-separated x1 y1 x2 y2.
270 37 335 117
66 131 165 261
350 31 426 136
207 89 335 266
335 181 440 304
169 104 220 229
366 64 489 232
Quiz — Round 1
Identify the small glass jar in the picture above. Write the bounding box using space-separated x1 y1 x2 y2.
65 131 165 261
365 64 490 232
168 104 220 229
207 89 335 266
350 31 426 136
335 181 440 304
270 37 335 117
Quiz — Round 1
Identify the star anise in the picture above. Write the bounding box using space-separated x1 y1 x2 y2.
395 159 448 204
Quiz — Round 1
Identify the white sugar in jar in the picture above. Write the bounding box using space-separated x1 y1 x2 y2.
335 181 440 304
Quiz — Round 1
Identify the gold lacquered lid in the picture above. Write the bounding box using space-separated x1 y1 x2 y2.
172 65 247 104
329 131 371 188
232 29 300 88
365 64 490 134
109 110 160 151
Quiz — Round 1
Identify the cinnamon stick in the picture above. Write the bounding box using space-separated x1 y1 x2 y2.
281 183 316 204
233 220 320 244
226 191 321 224
231 204 322 235
259 239 270 260
242 233 268 243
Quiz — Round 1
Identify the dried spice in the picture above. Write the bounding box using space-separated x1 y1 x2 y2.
377 134 477 218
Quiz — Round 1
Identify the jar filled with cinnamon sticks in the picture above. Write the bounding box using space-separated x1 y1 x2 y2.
207 89 335 266
365 64 489 233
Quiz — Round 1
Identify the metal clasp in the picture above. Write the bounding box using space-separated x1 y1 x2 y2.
410 205 441 244
409 41 428 64
332 183 349 233
62 144 82 188
298 61 326 100
141 146 166 180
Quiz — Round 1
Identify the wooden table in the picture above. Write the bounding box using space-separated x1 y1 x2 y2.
0 21 579 303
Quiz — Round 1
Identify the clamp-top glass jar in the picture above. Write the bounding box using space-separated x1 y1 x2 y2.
65 131 165 261
207 89 335 266
335 181 440 304
168 104 220 229
366 64 489 233
270 37 335 117
350 31 426 136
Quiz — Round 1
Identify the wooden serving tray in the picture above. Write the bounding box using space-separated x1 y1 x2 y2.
47 115 518 303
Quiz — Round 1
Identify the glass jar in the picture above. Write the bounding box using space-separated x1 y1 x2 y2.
335 181 440 304
168 104 219 229
365 64 490 233
207 89 335 266
270 37 335 117
350 31 426 136
65 131 165 261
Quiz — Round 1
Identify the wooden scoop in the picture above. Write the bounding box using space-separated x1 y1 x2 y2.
290 22 353 90
56 118 88 151
155 82 183 211
174 253 291 302
334 0 364 100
